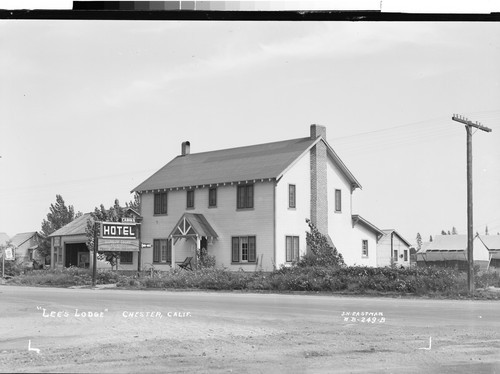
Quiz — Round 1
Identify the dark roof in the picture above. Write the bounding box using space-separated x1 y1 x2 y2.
10 232 40 248
381 229 411 247
352 215 385 237
49 213 92 237
132 136 361 192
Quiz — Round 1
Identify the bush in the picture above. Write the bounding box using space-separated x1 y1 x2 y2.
300 219 344 267
7 267 127 286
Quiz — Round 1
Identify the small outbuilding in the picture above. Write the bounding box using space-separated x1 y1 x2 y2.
377 229 411 268
476 235 500 269
416 235 490 270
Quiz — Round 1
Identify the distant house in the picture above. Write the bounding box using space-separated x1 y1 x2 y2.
476 235 500 269
377 229 411 268
128 124 400 271
416 235 490 270
0 232 9 247
10 232 44 267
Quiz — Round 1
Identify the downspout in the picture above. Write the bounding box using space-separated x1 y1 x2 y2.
273 179 277 270
391 231 394 264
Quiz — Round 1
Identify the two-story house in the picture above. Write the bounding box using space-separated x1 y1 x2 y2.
128 124 384 272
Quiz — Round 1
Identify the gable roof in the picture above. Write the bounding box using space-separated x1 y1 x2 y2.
352 215 385 237
10 232 41 248
132 135 361 193
169 213 218 240
422 235 466 252
381 229 411 247
49 213 92 237
477 235 500 251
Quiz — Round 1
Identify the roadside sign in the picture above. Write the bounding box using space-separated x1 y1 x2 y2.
98 239 139 252
141 243 152 248
100 222 137 239
4 247 14 260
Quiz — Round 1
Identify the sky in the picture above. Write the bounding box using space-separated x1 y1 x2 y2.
1 2 499 246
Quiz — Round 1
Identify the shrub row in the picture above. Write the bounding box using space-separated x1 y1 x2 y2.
7 265 500 297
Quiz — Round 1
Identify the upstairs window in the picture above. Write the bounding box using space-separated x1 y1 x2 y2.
362 240 368 257
335 189 342 212
154 192 168 215
288 184 296 208
404 249 408 262
237 184 254 209
209 187 217 207
186 190 195 208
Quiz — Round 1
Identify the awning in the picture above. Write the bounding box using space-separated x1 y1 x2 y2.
169 213 218 241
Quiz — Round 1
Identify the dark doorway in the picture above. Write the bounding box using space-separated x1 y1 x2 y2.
65 243 89 268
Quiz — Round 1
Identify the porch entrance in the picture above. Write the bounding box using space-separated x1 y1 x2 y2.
65 242 89 268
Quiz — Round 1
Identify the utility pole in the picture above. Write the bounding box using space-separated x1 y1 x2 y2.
452 114 492 294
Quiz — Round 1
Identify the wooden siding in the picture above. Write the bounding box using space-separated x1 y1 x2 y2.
140 181 275 271
377 233 411 267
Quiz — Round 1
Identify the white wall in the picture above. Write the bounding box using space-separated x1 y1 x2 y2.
348 223 378 267
140 181 276 271
326 155 354 261
377 233 411 267
275 151 310 267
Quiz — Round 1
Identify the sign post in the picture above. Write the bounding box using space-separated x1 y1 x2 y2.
92 221 99 287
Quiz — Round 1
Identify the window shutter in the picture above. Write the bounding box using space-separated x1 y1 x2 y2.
248 236 256 262
247 185 254 208
162 193 168 214
293 236 299 261
167 239 172 263
153 240 160 262
286 236 292 262
232 237 239 262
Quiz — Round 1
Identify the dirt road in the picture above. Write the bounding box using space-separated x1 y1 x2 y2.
0 286 499 373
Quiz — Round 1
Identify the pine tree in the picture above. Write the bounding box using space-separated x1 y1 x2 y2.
485 225 489 235
429 235 433 242
441 230 447 235
39 195 81 259
416 233 422 251
452 227 458 235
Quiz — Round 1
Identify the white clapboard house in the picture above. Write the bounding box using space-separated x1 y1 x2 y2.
130 124 386 272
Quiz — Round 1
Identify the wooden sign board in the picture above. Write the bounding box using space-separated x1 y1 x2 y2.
100 222 137 239
98 239 139 252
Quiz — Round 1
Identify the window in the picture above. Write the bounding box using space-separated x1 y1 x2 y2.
154 192 168 215
232 236 256 263
237 184 254 209
335 189 342 212
288 184 296 208
186 190 195 208
286 236 300 262
153 239 171 263
362 240 368 257
120 252 133 264
209 187 217 207
404 249 408 262
394 250 399 262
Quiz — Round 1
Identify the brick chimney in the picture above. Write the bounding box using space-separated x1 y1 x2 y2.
310 124 328 235
181 141 190 156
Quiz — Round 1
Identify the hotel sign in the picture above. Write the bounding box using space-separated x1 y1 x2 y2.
100 222 137 239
